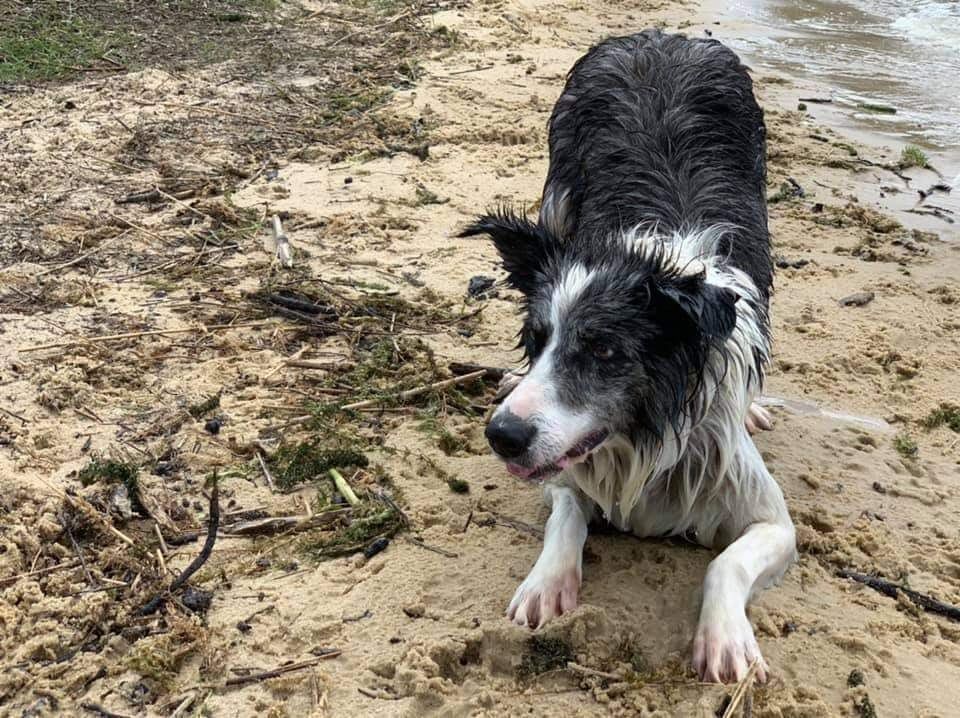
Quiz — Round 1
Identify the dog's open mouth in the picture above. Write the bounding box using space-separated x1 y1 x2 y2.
506 429 610 481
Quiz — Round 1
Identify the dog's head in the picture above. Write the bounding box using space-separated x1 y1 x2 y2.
461 211 739 481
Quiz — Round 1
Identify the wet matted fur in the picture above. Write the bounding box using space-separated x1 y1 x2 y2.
461 30 796 684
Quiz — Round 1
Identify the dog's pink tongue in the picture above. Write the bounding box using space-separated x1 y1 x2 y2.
506 463 535 478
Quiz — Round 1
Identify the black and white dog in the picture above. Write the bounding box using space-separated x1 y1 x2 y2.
461 31 796 683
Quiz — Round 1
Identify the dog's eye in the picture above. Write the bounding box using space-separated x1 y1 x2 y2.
591 344 615 361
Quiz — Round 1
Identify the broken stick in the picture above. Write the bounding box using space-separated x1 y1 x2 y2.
272 215 293 268
838 569 960 621
138 482 220 616
341 369 487 411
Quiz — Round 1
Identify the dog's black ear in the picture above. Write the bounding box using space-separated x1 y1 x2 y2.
458 210 551 295
658 273 738 342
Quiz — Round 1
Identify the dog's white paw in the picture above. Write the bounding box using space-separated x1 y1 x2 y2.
507 564 580 629
692 605 768 684
745 402 774 435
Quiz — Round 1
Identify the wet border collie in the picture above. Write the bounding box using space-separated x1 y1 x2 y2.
461 31 796 683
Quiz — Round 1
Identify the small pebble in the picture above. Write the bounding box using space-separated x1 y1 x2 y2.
847 668 865 687
182 586 213 614
839 291 875 307
402 602 426 618
204 418 221 435
467 275 496 298
775 255 810 270
364 537 390 559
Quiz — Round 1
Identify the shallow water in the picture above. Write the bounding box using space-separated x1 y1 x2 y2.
721 0 960 152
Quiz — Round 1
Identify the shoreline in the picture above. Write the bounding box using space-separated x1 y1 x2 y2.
683 0 960 240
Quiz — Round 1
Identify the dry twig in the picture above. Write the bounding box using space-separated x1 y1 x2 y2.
0 559 82 587
222 509 351 536
20 321 271 352
224 652 341 687
721 659 760 718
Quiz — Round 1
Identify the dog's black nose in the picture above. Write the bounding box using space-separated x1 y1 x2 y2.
486 413 536 459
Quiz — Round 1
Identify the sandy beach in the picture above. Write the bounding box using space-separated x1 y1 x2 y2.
2 1 959 716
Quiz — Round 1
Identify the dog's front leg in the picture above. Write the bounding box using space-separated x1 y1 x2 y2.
507 482 593 629
693 521 794 682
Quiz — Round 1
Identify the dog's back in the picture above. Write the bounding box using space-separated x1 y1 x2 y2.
540 31 771 303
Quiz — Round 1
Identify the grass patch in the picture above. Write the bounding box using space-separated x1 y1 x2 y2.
0 1 290 83
0 11 119 82
899 145 930 170
518 636 574 678
893 433 918 459
920 403 960 432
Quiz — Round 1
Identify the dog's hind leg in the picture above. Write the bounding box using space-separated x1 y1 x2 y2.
507 480 594 628
692 432 796 683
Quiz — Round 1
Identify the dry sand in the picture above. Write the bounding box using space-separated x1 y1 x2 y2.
2 1 959 716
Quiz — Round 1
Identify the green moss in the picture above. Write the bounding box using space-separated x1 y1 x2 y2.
437 430 468 456
301 505 404 560
446 478 470 494
319 88 392 125
187 392 221 419
834 142 859 157
125 624 202 690
269 442 368 491
518 636 574 678
77 458 145 515
430 25 461 48
767 180 801 204
899 145 930 170
892 433 918 458
920 403 960 432
412 186 447 206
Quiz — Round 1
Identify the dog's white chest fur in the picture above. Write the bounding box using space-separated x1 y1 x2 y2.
562 229 783 548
